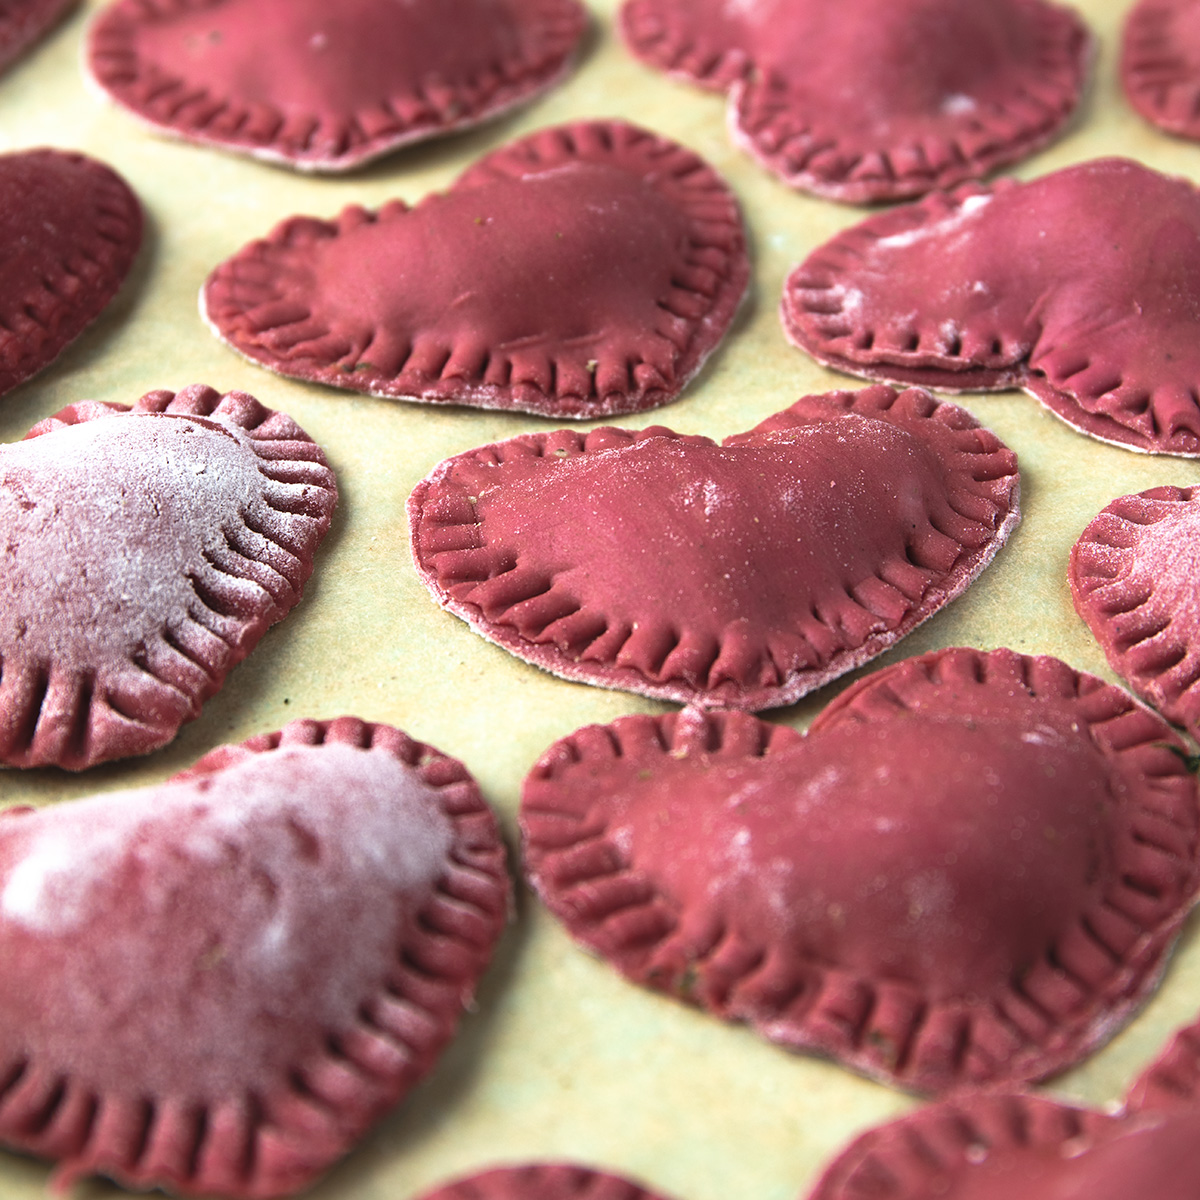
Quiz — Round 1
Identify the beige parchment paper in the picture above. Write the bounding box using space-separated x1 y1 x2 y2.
1 1 1199 1198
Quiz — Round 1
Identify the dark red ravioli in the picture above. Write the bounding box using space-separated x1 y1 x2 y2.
86 0 586 171
0 148 141 398
0 0 77 74
202 121 748 419
619 0 1090 203
785 158 1200 456
1122 0 1200 141
0 716 509 1198
806 1091 1200 1199
417 1164 676 1200
1070 486 1200 739
410 386 1018 709
0 384 337 770
521 647 1200 1094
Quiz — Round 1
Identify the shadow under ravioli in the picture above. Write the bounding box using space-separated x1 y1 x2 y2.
0 384 337 770
619 0 1090 203
0 716 510 1198
409 385 1018 708
85 0 587 171
521 647 1200 1095
784 157 1200 455
203 120 748 419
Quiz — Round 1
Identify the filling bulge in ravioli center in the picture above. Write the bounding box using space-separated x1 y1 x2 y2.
314 164 689 364
131 0 526 112
473 415 961 631
613 714 1113 1001
738 0 1033 127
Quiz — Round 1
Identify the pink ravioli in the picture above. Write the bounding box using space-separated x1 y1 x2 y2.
0 716 510 1197
202 121 748 419
0 384 337 770
806 1090 1200 1199
521 647 1200 1094
619 0 1090 203
1128 1011 1200 1113
1071 486 1200 739
409 386 1019 709
784 158 1200 456
0 148 141 398
85 0 586 171
1122 0 1200 141
0 0 77 74
417 1164 677 1200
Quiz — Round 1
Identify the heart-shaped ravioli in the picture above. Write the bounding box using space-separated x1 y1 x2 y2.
521 647 1200 1094
0 0 77 74
0 716 509 1198
1122 0 1200 141
806 1090 1200 1199
1070 486 1200 739
203 121 748 419
619 0 1090 203
417 1164 677 1200
409 386 1018 709
85 0 586 171
0 384 337 770
784 158 1200 456
0 148 141 399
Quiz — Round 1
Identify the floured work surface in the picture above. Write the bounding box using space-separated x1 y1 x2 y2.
2 1 1200 1198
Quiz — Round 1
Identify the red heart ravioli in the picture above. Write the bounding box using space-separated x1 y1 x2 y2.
619 0 1090 203
0 0 77 74
1070 486 1200 739
784 158 1200 456
0 384 337 770
417 1164 677 1200
409 386 1018 709
520 647 1200 1094
1122 0 1200 142
85 0 586 171
0 716 509 1198
806 1091 1200 1199
0 148 141 399
202 121 748 420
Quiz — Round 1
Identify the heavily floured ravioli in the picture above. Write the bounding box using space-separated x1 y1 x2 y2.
619 0 1090 203
202 121 749 419
410 386 1018 709
0 0 77 74
805 1090 1200 1199
1071 486 1200 739
85 0 587 171
521 647 1200 1094
783 158 1200 455
417 1163 677 1200
0 716 510 1197
1122 0 1200 141
0 384 337 770
0 147 141 398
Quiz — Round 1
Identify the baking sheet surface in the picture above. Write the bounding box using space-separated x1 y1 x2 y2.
2 2 1200 1198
